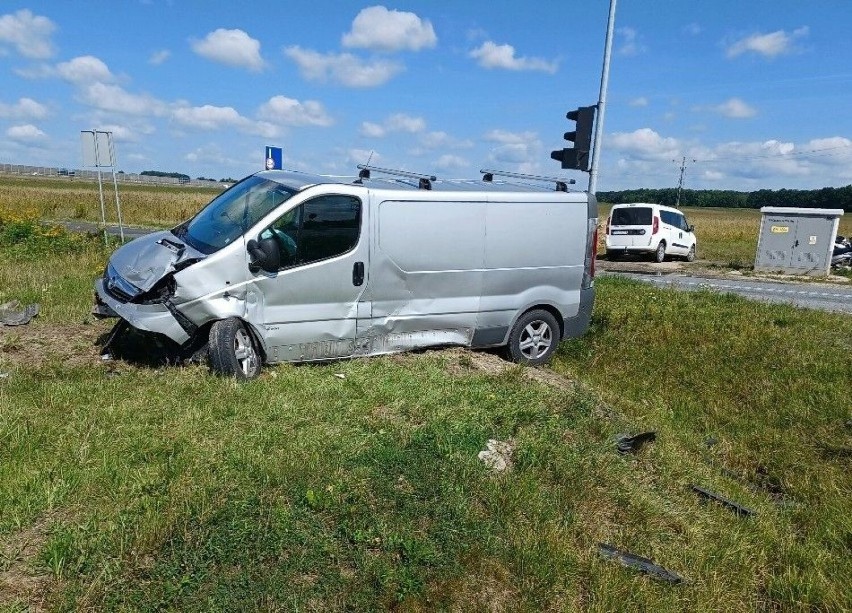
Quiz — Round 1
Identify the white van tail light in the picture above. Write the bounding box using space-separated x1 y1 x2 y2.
605 216 610 235
652 215 660 235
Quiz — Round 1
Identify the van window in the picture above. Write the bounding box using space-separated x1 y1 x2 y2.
611 207 652 226
175 176 296 254
263 195 361 269
660 210 679 227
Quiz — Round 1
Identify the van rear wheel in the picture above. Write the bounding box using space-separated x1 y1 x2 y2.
209 318 261 379
654 241 666 263
506 309 560 366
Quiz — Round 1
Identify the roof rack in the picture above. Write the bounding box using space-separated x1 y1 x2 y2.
356 164 436 190
480 168 576 192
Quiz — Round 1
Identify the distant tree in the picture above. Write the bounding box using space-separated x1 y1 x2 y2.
141 170 191 181
599 186 850 212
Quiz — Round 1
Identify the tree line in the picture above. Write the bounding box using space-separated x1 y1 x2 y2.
597 185 852 212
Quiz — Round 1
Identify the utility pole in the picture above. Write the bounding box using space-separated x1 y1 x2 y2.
588 0 617 195
673 156 695 208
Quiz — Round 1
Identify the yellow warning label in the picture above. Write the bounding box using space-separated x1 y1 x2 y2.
770 225 789 233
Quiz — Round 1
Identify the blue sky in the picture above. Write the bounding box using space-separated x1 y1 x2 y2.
1 1 851 191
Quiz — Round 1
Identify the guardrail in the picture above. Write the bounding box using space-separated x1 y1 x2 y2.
0 163 229 189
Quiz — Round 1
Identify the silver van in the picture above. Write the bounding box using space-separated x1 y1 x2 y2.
94 167 598 378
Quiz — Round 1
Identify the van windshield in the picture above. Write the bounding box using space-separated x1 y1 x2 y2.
611 207 652 226
172 176 296 254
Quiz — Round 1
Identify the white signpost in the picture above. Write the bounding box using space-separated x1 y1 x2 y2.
81 130 124 243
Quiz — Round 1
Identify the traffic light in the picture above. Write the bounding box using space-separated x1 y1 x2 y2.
551 105 596 171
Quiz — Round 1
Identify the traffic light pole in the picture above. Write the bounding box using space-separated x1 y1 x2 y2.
588 0 617 195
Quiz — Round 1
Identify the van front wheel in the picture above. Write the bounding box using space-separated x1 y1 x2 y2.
506 309 560 366
209 318 261 379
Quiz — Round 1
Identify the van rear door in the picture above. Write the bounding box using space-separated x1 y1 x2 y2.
610 206 653 247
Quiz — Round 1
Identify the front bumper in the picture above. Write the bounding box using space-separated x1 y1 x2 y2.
93 278 191 344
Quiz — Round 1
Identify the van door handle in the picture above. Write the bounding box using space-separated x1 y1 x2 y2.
352 261 365 286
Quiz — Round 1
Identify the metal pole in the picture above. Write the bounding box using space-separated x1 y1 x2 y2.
588 0 617 195
107 132 125 242
93 133 108 246
675 156 686 208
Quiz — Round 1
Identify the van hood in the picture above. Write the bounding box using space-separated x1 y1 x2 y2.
108 230 207 296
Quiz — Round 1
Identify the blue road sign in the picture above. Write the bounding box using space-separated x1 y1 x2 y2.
265 146 283 170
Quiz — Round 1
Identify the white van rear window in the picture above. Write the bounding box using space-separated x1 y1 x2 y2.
611 207 652 226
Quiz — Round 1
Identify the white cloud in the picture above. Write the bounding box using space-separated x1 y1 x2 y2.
0 9 56 59
726 27 809 59
489 143 533 164
469 41 557 73
713 97 757 118
93 124 137 142
257 95 333 127
629 97 649 107
484 129 537 145
80 83 168 116
284 46 403 87
347 148 380 165
56 55 114 84
342 6 436 52
172 104 246 130
172 103 278 138
617 27 646 56
608 128 680 161
360 122 386 138
361 113 425 137
0 97 48 119
149 49 171 65
191 28 265 72
6 124 47 143
434 154 468 170
419 131 474 150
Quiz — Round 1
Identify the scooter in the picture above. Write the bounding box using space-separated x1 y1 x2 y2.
832 234 852 267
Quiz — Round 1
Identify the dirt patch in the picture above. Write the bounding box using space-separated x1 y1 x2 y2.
441 348 575 392
0 512 63 611
0 320 112 370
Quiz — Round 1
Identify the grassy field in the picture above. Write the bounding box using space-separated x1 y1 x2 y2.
1 197 850 610
3 175 850 269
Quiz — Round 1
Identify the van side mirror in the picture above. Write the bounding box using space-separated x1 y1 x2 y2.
688 225 695 233
247 238 281 273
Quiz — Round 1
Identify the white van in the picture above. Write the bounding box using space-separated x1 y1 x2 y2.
94 166 598 378
604 203 696 262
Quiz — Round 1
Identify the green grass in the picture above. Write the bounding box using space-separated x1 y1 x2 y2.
1 222 850 610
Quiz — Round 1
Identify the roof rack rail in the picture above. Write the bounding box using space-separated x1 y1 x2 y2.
480 168 576 192
356 164 436 190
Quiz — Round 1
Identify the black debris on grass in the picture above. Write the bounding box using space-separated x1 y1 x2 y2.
615 431 656 454
691 485 755 517
597 543 683 584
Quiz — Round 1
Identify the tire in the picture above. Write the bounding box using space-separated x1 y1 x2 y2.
686 244 696 262
607 250 621 261
654 241 666 263
208 318 261 379
505 309 560 366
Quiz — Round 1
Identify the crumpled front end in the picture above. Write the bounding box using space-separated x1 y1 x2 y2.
93 231 208 345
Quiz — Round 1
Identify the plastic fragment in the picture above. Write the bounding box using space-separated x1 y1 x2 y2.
334 373 346 379
615 431 656 454
477 439 515 473
0 301 40 326
597 543 683 584
691 485 755 517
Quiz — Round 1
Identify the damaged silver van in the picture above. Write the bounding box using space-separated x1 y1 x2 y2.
93 166 597 378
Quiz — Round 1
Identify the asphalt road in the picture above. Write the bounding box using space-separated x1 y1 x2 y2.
604 271 852 314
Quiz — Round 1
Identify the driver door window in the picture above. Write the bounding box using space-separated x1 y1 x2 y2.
260 195 361 270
